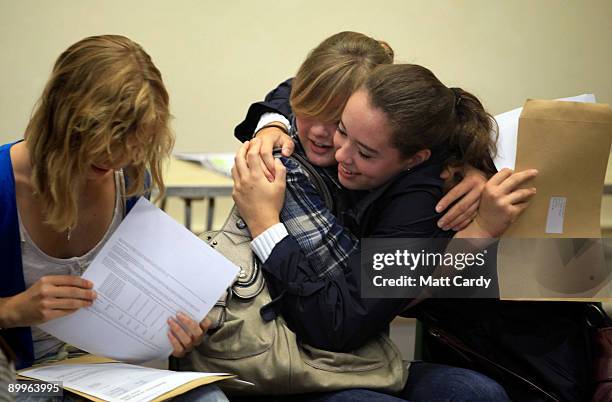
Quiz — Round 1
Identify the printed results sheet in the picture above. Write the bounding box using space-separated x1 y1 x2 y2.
39 198 239 362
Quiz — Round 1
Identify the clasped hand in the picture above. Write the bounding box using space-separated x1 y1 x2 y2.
231 139 287 238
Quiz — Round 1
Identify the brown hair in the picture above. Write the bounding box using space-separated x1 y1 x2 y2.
290 31 393 123
363 64 497 173
26 35 174 232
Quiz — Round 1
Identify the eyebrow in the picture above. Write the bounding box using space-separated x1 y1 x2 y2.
338 119 379 155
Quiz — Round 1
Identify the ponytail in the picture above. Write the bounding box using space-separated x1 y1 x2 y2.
447 87 497 174
376 40 395 62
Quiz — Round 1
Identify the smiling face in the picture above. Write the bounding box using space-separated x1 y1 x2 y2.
86 137 138 180
333 90 418 190
88 156 126 179
295 115 339 167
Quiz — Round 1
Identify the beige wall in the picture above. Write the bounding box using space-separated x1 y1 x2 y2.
1 0 611 153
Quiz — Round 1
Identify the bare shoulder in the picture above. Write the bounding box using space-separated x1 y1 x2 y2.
8 141 33 188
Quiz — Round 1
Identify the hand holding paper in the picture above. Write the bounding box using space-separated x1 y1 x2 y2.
473 168 538 237
0 275 96 328
39 198 239 362
167 313 212 358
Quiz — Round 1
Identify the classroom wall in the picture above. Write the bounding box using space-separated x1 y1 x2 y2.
1 0 611 153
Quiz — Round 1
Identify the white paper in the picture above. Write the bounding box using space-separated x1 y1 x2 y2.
545 197 567 234
174 152 234 177
39 198 239 362
493 94 597 170
20 363 228 402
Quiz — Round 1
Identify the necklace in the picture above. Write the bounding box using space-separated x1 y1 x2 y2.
67 227 72 241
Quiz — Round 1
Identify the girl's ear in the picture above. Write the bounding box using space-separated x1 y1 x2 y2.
404 149 431 169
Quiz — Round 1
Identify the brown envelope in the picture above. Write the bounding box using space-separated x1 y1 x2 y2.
504 99 612 238
498 99 612 300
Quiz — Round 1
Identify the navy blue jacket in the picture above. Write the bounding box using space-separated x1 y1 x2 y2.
234 78 293 142
262 154 450 351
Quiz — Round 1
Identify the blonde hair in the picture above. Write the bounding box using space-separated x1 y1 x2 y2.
290 31 393 123
26 35 174 232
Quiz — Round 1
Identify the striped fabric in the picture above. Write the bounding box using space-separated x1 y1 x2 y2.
0 347 15 402
278 140 359 281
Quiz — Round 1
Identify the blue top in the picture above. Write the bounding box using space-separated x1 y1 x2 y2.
0 141 144 369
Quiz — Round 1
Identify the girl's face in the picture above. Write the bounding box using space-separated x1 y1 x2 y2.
333 90 415 191
295 115 339 168
86 138 137 180
87 157 127 179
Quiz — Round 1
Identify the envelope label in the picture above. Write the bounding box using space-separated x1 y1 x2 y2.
546 197 566 234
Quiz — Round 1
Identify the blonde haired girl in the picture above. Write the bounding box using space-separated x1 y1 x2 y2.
0 37 218 393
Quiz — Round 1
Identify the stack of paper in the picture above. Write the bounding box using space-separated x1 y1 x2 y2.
18 355 235 402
